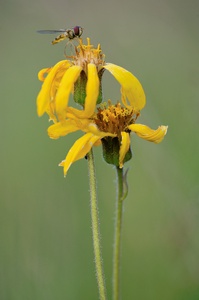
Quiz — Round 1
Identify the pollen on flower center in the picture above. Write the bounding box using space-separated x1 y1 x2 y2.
73 38 105 72
94 101 138 135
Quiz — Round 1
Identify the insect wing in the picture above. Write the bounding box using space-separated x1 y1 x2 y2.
37 29 67 34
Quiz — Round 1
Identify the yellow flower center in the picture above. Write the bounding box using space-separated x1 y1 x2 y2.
94 101 139 136
72 38 105 72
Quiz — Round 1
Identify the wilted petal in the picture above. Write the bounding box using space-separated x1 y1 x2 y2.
59 133 101 176
38 68 52 81
128 124 168 143
65 64 99 119
103 63 146 112
87 123 116 138
48 120 80 139
56 65 82 120
119 132 130 168
37 60 71 117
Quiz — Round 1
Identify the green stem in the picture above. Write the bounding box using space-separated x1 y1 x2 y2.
87 150 107 300
112 167 124 300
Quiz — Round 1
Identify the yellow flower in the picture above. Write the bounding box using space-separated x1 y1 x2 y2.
36 38 146 122
48 101 168 176
37 38 167 176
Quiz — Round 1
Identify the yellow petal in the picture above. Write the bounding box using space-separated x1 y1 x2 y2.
37 60 71 117
38 68 52 81
64 64 99 119
48 120 80 139
103 63 146 112
87 123 116 138
119 132 130 168
128 124 168 143
59 133 101 176
55 65 82 120
82 64 100 117
46 105 57 123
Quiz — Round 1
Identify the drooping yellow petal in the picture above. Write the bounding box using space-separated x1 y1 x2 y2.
119 132 131 168
38 68 52 81
81 63 100 117
46 104 57 123
87 123 116 138
64 64 99 119
48 120 80 139
65 111 94 131
55 65 82 120
59 133 101 176
103 63 146 112
37 60 71 117
128 124 168 143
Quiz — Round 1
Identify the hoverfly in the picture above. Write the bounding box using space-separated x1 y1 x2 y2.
37 26 83 45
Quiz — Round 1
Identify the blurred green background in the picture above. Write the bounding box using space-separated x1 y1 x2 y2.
1 0 199 299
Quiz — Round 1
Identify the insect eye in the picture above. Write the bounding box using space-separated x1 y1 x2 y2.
73 26 81 36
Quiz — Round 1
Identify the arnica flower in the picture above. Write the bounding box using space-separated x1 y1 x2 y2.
36 38 146 122
37 37 167 176
48 100 168 176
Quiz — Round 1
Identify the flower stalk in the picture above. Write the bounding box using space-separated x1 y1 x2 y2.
87 150 107 300
112 167 126 300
